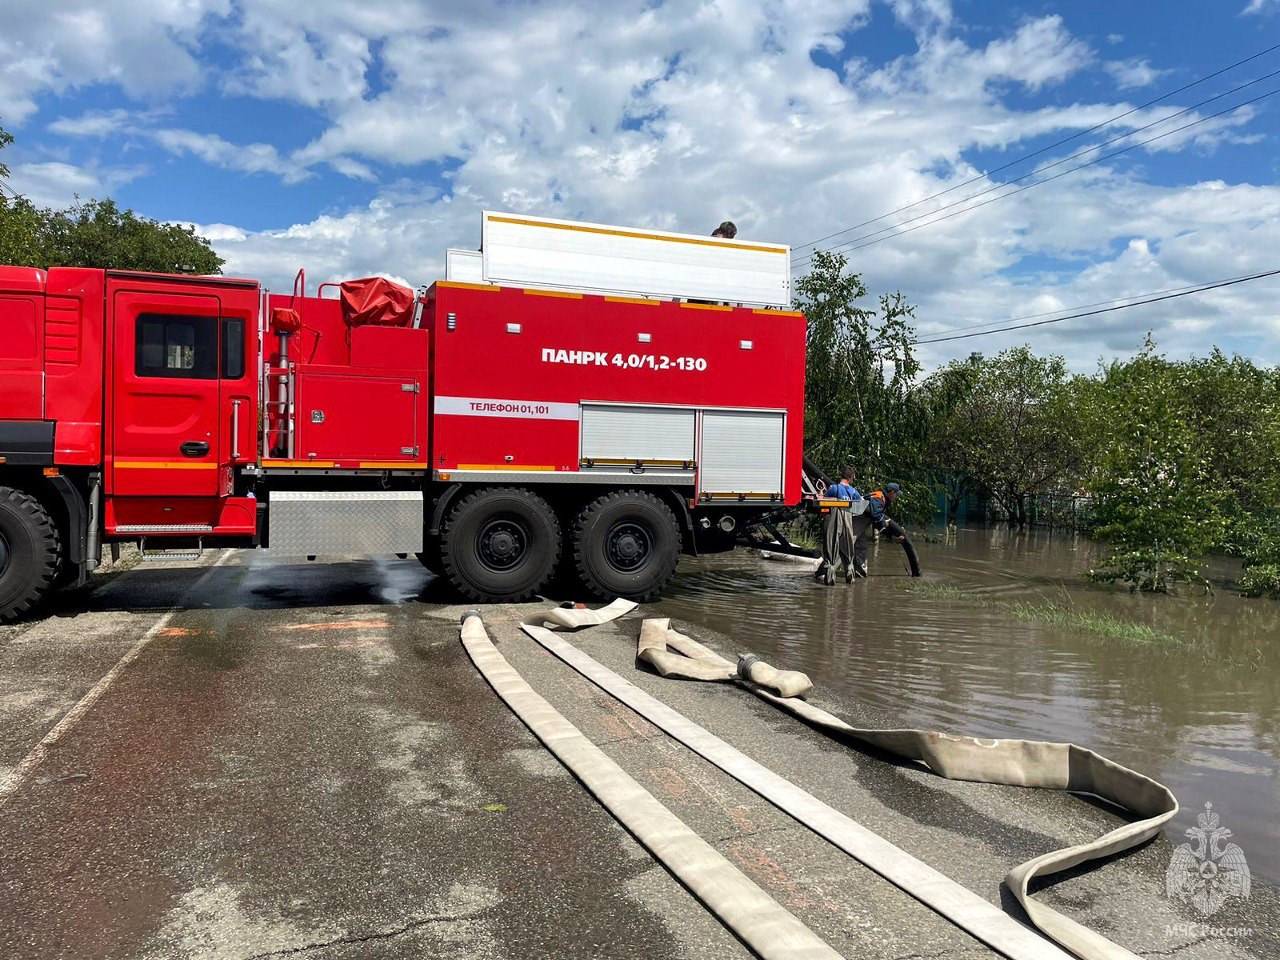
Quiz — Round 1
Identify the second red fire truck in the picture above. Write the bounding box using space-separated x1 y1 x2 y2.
0 211 810 621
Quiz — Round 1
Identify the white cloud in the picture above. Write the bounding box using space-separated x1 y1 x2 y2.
1104 58 1168 90
151 128 309 183
6 159 146 207
46 109 375 184
0 1 227 125
47 109 152 138
1241 0 1278 13
6 0 1278 372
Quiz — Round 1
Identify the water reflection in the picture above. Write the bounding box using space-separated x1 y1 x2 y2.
653 527 1280 884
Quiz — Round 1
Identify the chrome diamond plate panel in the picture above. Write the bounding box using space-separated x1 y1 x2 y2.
267 490 423 556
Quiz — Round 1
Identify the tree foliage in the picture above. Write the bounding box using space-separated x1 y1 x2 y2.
924 346 1084 527
1075 341 1280 593
792 248 1280 598
1080 342 1217 592
0 124 223 275
794 250 932 522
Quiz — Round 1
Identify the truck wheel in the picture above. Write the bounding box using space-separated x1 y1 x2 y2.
415 540 443 574
0 487 62 623
440 487 561 602
572 491 680 602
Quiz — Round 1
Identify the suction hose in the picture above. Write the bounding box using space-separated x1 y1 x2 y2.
882 519 921 577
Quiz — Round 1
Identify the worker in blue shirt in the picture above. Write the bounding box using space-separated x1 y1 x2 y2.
818 465 863 585
867 483 907 541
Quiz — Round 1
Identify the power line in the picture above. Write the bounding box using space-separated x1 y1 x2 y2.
915 268 1280 344
793 69 1280 266
791 41 1280 255
793 84 1280 266
919 277 1245 338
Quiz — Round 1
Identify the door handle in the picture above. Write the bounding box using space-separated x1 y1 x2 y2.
180 441 210 457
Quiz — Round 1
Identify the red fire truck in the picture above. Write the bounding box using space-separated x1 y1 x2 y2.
0 211 811 621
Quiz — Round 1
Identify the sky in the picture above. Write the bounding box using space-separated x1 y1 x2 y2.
2 0 1279 372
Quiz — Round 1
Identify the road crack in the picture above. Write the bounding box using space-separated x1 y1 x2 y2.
241 911 480 959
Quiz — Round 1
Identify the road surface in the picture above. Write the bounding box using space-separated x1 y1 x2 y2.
0 552 1274 959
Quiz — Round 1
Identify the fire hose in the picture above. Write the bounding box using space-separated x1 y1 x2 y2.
466 603 1178 960
461 607 844 960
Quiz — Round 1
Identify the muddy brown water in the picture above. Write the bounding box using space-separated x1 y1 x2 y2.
652 526 1280 886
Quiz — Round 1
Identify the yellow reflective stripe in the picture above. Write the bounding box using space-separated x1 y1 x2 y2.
680 302 733 312
114 460 218 470
604 296 661 306
524 289 583 299
358 461 427 469
435 281 500 292
487 214 788 255
456 464 557 471
260 459 337 468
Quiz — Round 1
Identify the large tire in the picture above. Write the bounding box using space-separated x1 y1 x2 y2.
439 487 561 602
415 539 443 574
0 487 62 623
572 490 680 602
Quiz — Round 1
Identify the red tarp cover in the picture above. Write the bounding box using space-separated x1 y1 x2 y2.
339 277 415 328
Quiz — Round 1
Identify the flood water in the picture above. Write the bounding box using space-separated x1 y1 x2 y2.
653 526 1280 885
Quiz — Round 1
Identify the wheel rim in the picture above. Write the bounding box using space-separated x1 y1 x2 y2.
605 521 652 573
476 515 531 573
0 531 9 580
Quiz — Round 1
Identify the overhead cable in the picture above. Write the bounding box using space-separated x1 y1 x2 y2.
915 268 1280 344
793 84 1280 267
791 42 1280 255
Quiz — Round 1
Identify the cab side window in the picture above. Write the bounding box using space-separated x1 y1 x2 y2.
221 317 245 379
136 314 217 379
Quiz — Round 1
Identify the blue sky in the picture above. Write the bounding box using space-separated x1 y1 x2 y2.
2 0 1279 370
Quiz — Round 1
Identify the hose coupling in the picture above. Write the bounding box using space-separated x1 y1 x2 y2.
736 653 761 681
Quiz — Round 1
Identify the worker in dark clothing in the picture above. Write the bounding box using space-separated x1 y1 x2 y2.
818 465 862 585
712 221 738 239
867 482 904 537
853 482 905 577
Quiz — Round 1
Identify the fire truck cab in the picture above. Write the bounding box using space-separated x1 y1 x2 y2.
0 212 806 621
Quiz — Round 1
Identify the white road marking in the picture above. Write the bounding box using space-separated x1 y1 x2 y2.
0 550 235 807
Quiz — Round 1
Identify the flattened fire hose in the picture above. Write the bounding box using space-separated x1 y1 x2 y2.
529 616 1178 960
459 610 844 960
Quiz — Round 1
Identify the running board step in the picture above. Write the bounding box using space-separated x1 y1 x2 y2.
138 536 206 563
115 524 215 533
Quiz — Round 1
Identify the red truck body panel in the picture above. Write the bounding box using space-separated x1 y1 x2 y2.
0 267 46 423
262 293 432 468
101 273 259 527
426 282 806 503
3 265 806 541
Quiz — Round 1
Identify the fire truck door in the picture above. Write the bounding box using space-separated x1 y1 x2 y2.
110 289 225 497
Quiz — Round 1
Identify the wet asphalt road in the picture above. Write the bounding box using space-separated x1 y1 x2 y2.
1 551 1276 959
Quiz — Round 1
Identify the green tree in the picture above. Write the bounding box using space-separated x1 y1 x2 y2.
1082 341 1219 592
925 346 1084 527
1079 342 1280 595
919 355 982 524
794 250 930 521
0 125 11 180
0 123 223 274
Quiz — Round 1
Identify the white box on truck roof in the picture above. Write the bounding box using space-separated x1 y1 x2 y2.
445 211 792 307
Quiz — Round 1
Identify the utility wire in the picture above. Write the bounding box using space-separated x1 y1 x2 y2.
791 41 1280 254
793 84 1280 267
915 268 1280 344
793 69 1280 266
917 276 1257 337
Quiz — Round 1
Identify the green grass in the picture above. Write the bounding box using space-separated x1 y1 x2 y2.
901 577 1185 645
904 580 968 601
1006 601 1179 646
